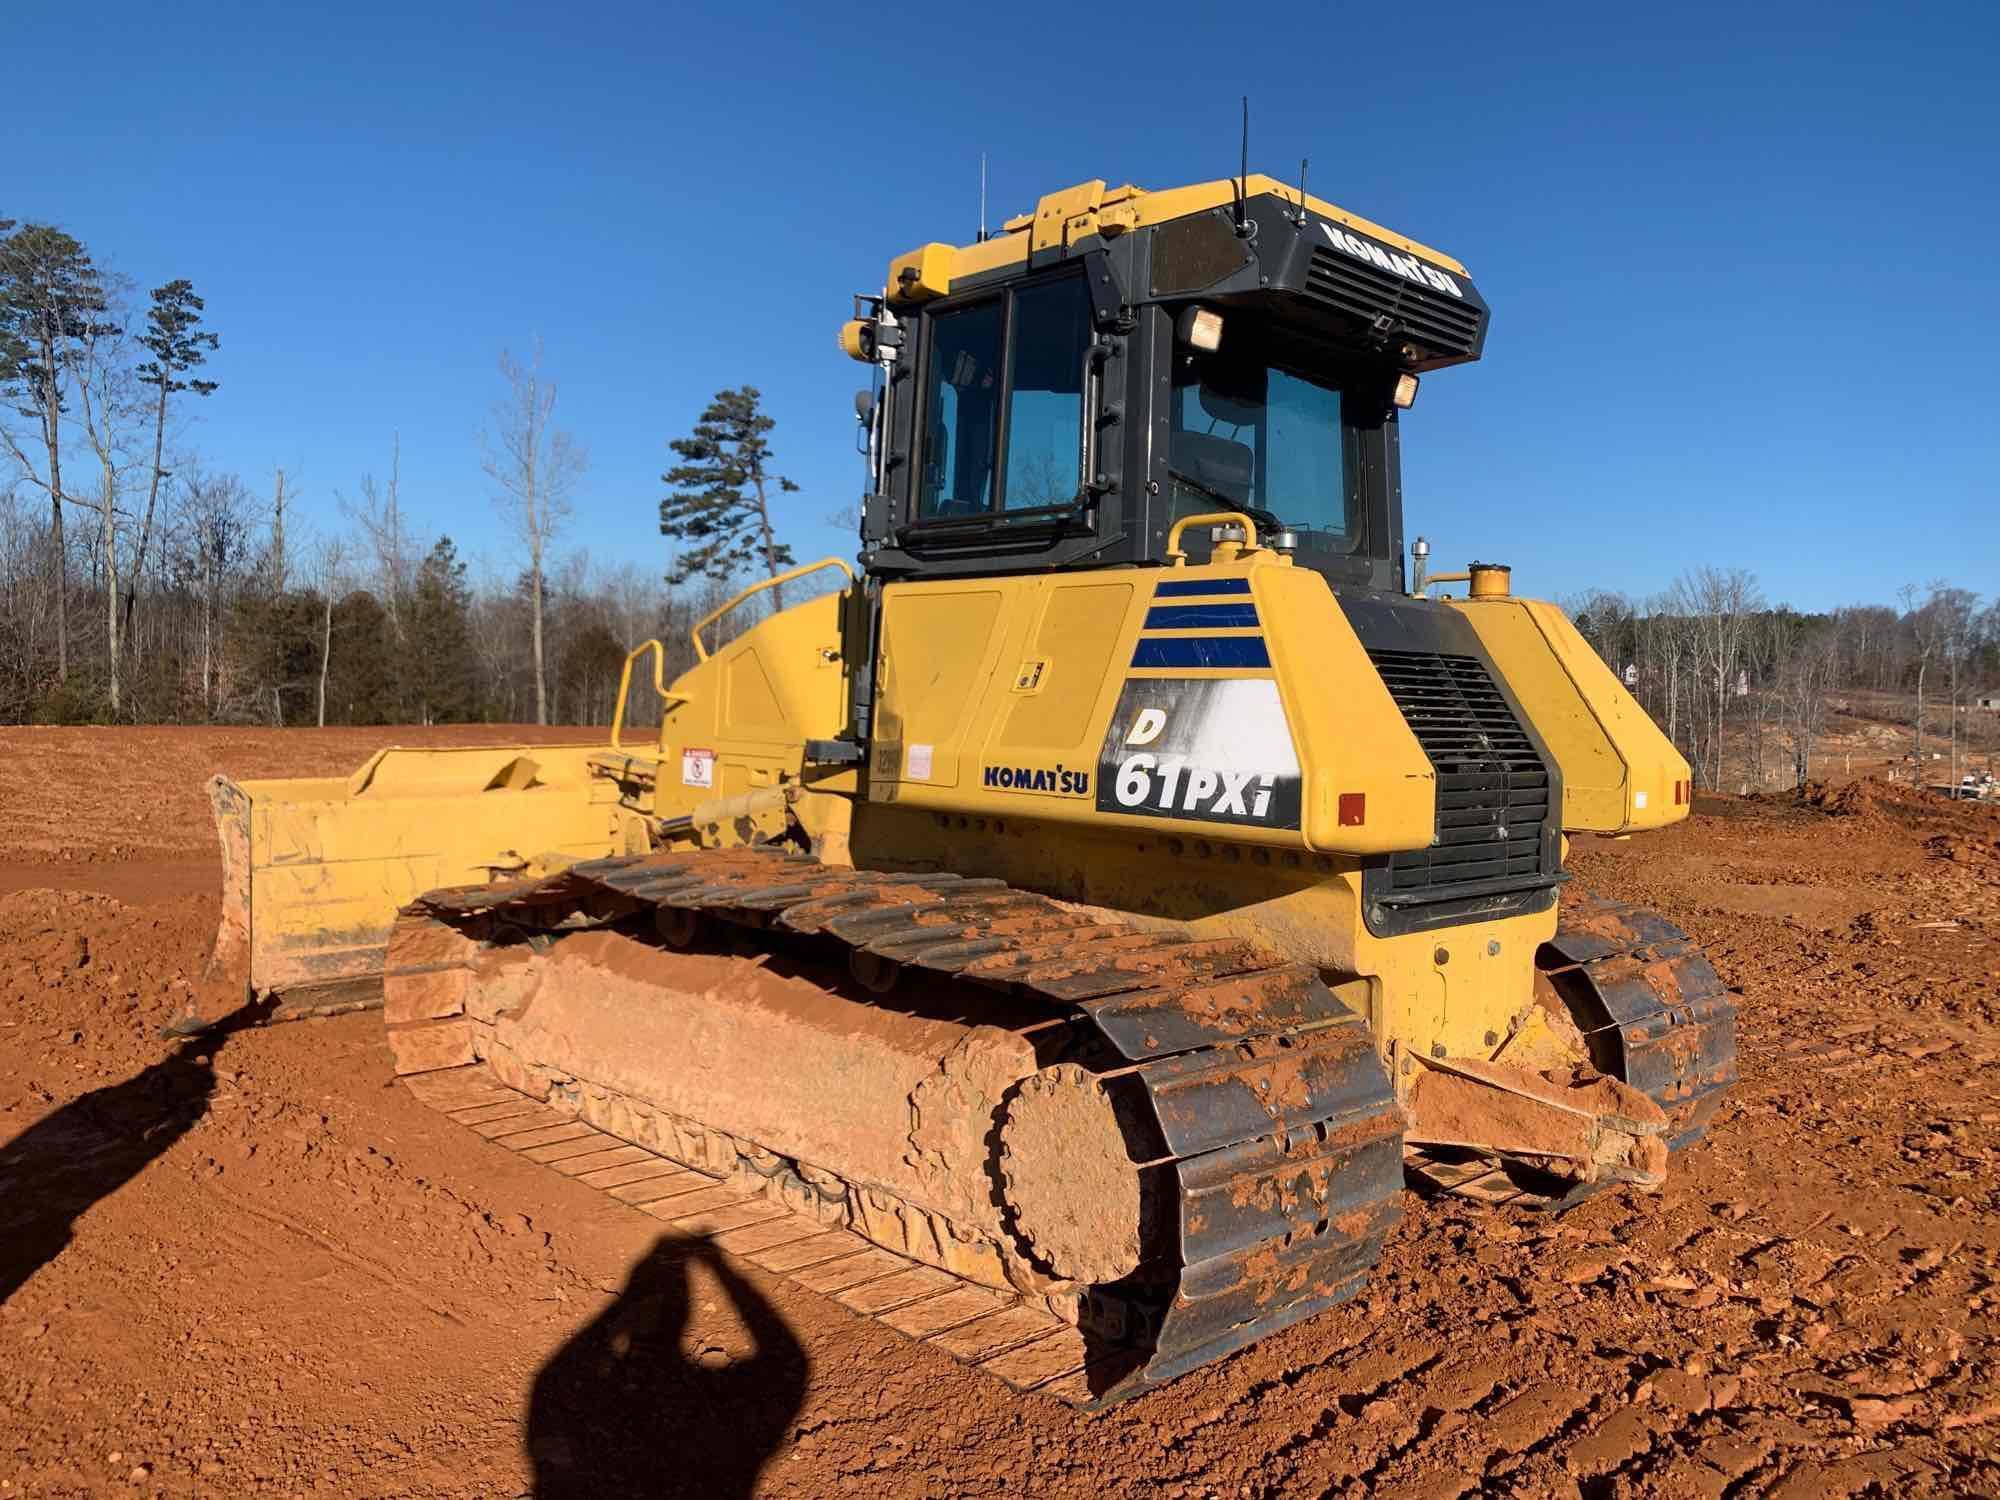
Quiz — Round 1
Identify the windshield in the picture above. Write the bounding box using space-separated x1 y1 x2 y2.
1168 342 1364 551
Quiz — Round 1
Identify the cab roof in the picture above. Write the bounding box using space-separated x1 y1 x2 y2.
886 173 1467 306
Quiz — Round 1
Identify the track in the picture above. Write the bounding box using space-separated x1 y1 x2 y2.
1406 898 1739 1210
395 1063 1109 1399
380 847 1407 1408
1540 897 1738 1148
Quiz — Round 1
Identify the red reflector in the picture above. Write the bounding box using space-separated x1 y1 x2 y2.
1338 792 1366 827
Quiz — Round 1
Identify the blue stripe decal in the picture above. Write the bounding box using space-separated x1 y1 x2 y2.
1132 636 1272 669
1143 603 1260 630
1154 577 1251 597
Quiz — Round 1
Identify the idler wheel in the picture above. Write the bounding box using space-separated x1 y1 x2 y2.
653 906 705 950
998 1064 1142 1284
849 948 900 994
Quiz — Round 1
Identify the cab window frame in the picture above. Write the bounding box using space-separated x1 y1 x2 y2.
908 268 1093 530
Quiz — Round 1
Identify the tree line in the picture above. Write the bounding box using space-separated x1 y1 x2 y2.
0 215 803 728
1568 571 2000 793
9 221 1993 766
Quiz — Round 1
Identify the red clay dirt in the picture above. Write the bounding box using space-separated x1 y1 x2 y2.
2 733 1998 1497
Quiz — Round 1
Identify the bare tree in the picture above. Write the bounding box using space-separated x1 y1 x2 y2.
1777 627 1838 788
1636 593 1692 752
268 468 292 595
1663 569 1761 788
483 342 585 725
66 302 144 712
1930 587 1981 789
340 434 414 642
179 469 251 714
310 531 350 728
1902 580 1950 780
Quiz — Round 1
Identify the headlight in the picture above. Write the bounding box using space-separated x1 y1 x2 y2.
1176 306 1224 353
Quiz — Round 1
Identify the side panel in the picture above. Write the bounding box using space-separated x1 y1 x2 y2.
652 591 851 816
867 560 1435 856
1448 598 1689 833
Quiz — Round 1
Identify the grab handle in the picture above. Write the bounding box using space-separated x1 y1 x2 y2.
1165 510 1260 564
691 557 856 661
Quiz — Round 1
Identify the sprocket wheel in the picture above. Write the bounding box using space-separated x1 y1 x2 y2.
998 1064 1142 1284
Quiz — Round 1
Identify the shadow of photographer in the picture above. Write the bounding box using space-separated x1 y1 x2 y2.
527 1232 809 1499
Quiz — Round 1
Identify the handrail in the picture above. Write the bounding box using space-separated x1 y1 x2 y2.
610 639 687 752
1164 510 1261 564
690 556 856 661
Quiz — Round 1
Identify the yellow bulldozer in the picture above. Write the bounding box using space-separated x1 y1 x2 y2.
203 172 1734 1406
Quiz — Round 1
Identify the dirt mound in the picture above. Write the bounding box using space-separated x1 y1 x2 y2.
1799 776 1891 818
1799 773 2000 828
1927 830 2000 869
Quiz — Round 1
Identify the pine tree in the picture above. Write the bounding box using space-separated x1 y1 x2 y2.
404 537 479 723
0 223 117 681
659 386 797 607
131 281 218 659
326 591 401 724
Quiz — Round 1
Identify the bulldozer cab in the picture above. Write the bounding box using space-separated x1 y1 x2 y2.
846 175 1490 594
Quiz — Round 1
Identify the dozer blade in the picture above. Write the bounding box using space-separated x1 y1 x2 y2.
379 847 1407 1409
198 744 647 1028
1404 897 1738 1212
1403 1054 1670 1211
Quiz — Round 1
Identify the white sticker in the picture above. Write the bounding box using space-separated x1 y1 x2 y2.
681 747 715 789
906 743 933 781
1096 678 1304 830
1633 790 1648 809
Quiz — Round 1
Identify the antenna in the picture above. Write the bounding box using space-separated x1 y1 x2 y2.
1294 156 1310 226
1233 96 1250 235
978 153 988 243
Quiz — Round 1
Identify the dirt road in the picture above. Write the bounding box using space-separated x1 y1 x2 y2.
2 728 1996 1496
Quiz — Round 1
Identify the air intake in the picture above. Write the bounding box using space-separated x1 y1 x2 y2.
1303 247 1485 364
1366 649 1552 902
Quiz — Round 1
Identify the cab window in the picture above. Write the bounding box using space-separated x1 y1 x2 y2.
1001 277 1090 509
917 274 1090 520
1168 346 1365 552
917 300 1002 517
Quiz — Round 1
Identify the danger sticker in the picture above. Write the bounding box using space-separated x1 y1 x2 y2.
906 743 934 781
681 747 715 788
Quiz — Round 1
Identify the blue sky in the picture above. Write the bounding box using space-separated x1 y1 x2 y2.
11 0 1995 612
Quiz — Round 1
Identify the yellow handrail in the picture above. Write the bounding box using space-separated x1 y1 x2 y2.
610 639 687 752
1164 511 1260 564
690 556 856 661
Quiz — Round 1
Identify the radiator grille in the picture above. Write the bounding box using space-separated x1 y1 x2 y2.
1368 649 1550 896
1303 247 1484 361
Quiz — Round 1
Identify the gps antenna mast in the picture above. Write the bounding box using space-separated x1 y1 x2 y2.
978 152 988 243
1233 96 1251 236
